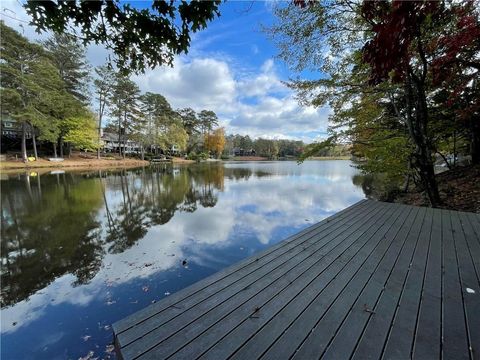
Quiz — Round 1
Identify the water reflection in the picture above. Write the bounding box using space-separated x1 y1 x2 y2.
1 161 364 359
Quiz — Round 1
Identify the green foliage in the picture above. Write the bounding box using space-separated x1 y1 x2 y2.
25 0 222 73
63 114 100 151
187 152 209 161
43 33 90 103
198 110 219 134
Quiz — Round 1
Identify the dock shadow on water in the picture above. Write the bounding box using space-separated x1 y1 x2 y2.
1 160 364 359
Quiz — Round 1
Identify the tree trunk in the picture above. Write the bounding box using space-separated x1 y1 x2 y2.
59 136 64 158
97 101 103 160
67 143 72 158
53 142 58 158
118 119 122 157
141 145 145 160
471 117 480 165
21 122 27 162
31 125 38 160
405 71 440 207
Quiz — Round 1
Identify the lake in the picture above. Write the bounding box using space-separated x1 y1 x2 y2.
1 160 365 359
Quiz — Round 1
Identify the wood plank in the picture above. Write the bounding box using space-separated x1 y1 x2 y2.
412 207 442 359
441 209 469 360
467 212 480 246
290 204 419 360
134 202 393 359
202 203 406 360
450 210 479 358
121 201 386 359
113 200 368 336
257 203 410 360
459 213 480 284
464 213 480 283
327 206 427 360
380 205 433 359
117 201 379 352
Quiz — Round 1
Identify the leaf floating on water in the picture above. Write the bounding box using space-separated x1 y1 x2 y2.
164 291 171 296
82 335 92 341
182 259 187 266
106 300 116 305
142 286 149 292
12 322 17 326
105 344 115 354
466 288 476 294
78 350 97 360
144 263 153 267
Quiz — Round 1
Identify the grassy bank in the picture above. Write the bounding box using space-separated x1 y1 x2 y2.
0 154 150 171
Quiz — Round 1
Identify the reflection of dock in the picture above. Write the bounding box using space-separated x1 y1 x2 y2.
113 200 480 360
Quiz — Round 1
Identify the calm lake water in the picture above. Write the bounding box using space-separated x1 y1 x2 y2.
1 160 365 360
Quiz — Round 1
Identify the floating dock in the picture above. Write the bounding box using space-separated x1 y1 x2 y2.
113 200 480 359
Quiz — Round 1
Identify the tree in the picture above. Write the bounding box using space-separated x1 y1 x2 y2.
178 107 202 153
1 21 69 160
63 113 100 152
94 65 115 159
254 138 279 159
198 110 219 135
140 92 175 154
110 74 140 158
25 0 222 73
178 108 199 136
204 127 226 158
164 123 189 154
43 33 90 104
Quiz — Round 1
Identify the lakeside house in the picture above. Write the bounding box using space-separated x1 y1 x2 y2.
232 147 256 157
101 131 141 154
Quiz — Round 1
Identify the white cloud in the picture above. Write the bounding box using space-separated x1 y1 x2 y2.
132 57 329 141
132 57 236 111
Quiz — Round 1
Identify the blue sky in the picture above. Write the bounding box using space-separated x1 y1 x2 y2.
1 1 330 142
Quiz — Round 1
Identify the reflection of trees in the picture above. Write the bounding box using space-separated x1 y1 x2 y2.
101 164 250 253
0 163 255 308
1 174 104 307
352 173 399 201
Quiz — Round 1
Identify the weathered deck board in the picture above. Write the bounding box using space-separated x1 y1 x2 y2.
113 200 480 360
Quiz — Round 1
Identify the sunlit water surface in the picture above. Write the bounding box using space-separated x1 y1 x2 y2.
1 161 365 359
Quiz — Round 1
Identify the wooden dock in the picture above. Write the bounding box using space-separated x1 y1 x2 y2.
113 200 480 360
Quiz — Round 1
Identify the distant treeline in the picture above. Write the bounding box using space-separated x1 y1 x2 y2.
223 134 350 159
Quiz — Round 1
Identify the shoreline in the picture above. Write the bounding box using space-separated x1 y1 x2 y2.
0 157 150 172
0 156 350 173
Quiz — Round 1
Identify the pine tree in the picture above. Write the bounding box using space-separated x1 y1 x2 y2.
94 66 115 158
110 74 140 158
